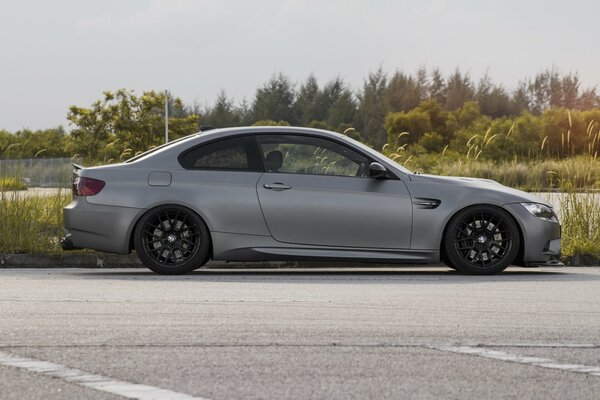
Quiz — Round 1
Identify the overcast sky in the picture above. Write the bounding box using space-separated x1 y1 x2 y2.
1 0 599 131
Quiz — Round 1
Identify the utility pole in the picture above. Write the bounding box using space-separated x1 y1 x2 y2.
164 89 169 143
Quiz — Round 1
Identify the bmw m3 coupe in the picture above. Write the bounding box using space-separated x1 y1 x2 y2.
62 126 562 274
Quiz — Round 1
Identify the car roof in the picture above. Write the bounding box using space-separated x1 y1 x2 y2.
124 126 344 164
195 126 345 140
125 126 413 177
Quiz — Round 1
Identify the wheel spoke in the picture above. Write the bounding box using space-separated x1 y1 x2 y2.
143 229 162 237
139 208 204 268
450 209 515 271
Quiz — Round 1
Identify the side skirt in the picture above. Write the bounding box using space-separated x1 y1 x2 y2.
210 232 439 264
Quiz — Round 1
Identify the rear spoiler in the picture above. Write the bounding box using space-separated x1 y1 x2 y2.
72 163 83 172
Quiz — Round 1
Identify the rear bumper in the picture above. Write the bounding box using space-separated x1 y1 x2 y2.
61 233 80 251
63 197 142 254
503 203 562 266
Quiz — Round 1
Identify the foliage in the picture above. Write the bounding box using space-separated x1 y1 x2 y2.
2 66 600 167
559 183 600 265
0 178 27 191
252 73 296 124
252 120 291 127
67 90 199 163
384 100 600 164
0 188 70 254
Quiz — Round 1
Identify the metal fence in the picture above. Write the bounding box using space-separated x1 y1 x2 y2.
0 158 82 187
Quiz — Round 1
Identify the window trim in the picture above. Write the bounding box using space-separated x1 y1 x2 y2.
177 131 399 179
254 133 399 180
177 134 263 172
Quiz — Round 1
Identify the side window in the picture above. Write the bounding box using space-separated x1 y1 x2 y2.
179 136 261 171
256 135 369 177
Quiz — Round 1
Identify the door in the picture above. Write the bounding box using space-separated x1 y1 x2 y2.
255 134 413 249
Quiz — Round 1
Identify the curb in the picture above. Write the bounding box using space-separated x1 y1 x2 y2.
2 254 595 269
0 254 411 269
0 254 143 268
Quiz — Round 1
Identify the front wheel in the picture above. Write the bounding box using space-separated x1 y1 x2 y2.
134 205 210 274
443 205 520 275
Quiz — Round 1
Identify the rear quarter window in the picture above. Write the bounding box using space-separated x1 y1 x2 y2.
178 136 262 171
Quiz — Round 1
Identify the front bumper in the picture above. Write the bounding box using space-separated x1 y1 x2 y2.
63 197 142 254
503 203 562 267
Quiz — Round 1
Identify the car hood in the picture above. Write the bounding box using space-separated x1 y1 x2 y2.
410 174 551 207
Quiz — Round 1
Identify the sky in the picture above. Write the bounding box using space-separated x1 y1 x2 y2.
1 0 599 132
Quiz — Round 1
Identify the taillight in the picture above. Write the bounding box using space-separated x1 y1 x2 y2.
73 177 105 196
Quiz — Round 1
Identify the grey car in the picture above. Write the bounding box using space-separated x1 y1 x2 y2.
62 126 561 274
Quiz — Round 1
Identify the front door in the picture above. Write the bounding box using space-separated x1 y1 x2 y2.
255 134 412 249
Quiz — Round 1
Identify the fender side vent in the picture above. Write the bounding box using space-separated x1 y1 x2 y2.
412 198 441 209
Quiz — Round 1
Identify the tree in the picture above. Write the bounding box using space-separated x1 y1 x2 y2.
561 73 580 109
202 90 242 128
476 73 513 118
67 90 199 162
418 132 445 152
539 108 586 157
445 69 474 110
320 77 356 129
252 120 290 126
294 74 321 125
385 108 432 146
355 68 388 149
252 73 296 124
429 68 446 105
578 88 600 110
385 71 423 112
511 81 531 114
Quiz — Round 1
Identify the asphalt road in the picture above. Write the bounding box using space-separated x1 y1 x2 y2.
1 266 600 399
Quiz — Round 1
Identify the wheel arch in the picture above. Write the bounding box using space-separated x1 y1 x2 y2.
439 203 525 265
127 202 214 261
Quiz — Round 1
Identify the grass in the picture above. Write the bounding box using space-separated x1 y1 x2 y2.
0 158 599 264
558 182 600 265
0 177 27 191
0 188 71 255
437 157 599 191
1 179 597 265
382 119 600 265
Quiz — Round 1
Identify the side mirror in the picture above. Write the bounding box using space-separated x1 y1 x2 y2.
368 162 387 179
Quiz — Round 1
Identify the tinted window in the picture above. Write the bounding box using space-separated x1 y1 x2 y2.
256 135 369 177
179 136 261 171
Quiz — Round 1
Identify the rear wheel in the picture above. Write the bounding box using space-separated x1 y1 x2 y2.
134 205 210 274
444 205 520 275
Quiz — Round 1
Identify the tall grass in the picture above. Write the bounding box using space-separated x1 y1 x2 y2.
0 177 27 191
0 188 71 255
559 182 600 265
428 156 600 190
1 123 599 265
384 112 600 190
383 118 600 264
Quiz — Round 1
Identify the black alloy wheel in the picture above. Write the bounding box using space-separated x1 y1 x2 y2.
134 205 210 274
444 205 520 274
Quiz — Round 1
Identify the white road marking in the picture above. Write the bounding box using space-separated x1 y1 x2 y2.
431 345 600 377
0 351 210 400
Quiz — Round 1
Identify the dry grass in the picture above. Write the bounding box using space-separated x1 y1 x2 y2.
0 188 71 255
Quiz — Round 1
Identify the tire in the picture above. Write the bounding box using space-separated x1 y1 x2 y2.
443 205 520 275
134 205 210 274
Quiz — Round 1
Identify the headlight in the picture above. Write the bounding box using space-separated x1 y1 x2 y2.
521 203 557 222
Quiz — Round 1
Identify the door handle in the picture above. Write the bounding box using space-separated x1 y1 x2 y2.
263 183 292 191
